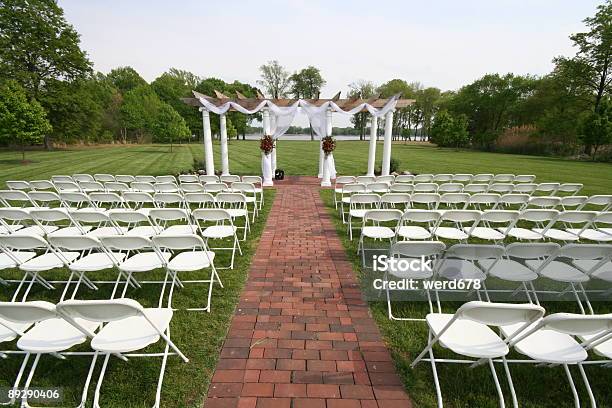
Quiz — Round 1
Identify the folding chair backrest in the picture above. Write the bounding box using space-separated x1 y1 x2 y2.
0 190 36 207
363 209 402 223
154 182 179 193
499 194 530 207
94 174 115 183
439 193 469 208
216 192 247 205
29 180 55 190
122 191 156 208
205 183 228 193
54 181 81 192
107 209 149 224
395 174 414 183
402 209 441 223
192 208 232 222
390 240 445 258
452 174 473 183
433 174 453 183
456 301 544 327
148 208 189 222
115 175 136 183
48 235 102 250
594 212 612 225
580 195 612 210
154 192 184 206
557 183 583 195
28 191 61 206
446 243 504 261
231 182 256 194
220 175 241 184
535 183 560 195
134 175 156 183
349 193 380 206
0 301 57 324
472 174 493 183
242 176 262 185
99 235 153 251
199 175 220 184
410 193 440 208
180 183 204 193
178 174 199 183
539 313 612 336
152 234 205 250
356 175 376 184
492 174 515 183
6 181 30 191
488 183 514 194
553 210 597 225
51 175 73 183
78 181 104 192
57 298 144 322
413 183 438 193
335 176 355 185
156 175 176 184
437 183 463 193
478 210 519 224
70 210 111 224
89 192 124 207
130 182 155 193
183 192 216 207
342 183 366 194
513 183 537 194
104 182 130 193
527 196 561 209
413 174 433 183
376 175 395 184
558 243 612 260
29 208 71 223
440 209 481 223
366 182 389 193
73 174 94 183
519 209 559 223
0 208 32 221
505 242 560 259
514 175 536 183
463 184 489 194
468 193 500 207
390 183 413 193
560 196 588 209
380 193 411 207
0 234 48 250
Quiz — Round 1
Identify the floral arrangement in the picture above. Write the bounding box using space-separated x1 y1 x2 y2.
321 135 336 156
260 135 274 155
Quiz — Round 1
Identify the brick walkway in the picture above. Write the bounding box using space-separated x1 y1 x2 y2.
205 177 412 408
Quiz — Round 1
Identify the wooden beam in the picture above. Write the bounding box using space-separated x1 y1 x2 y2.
235 91 247 99
256 90 266 99
214 90 230 99
331 91 341 101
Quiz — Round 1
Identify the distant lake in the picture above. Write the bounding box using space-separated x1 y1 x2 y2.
242 134 429 141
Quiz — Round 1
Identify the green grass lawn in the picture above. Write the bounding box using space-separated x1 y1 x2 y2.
2 141 611 194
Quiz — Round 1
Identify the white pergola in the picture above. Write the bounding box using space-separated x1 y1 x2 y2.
182 90 415 186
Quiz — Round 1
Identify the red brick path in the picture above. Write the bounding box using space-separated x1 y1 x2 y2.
205 177 412 408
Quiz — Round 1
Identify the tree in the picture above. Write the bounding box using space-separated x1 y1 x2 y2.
289 66 326 99
377 79 413 141
150 103 190 152
0 0 92 98
0 80 51 160
257 60 290 98
119 85 160 143
107 67 148 94
151 69 201 134
348 80 376 140
430 110 469 149
581 96 612 159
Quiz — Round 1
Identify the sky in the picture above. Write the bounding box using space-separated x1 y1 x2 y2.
58 0 602 126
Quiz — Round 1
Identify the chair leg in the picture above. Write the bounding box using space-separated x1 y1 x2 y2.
20 353 41 408
93 354 111 408
2 353 30 406
428 332 444 408
563 364 580 408
488 358 506 408
153 342 171 408
502 357 518 408
578 363 597 408
77 352 99 408
578 282 594 315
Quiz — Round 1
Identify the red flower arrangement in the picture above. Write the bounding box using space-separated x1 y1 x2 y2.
322 136 336 156
260 135 274 155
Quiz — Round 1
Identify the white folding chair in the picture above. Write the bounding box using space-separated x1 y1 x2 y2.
130 181 156 193
178 174 199 183
526 196 561 209
6 180 31 191
512 183 537 195
148 208 197 236
56 298 188 408
437 183 463 194
534 182 560 196
395 174 415 184
356 175 376 184
180 182 205 193
452 174 473 183
108 209 164 238
466 210 519 243
0 208 57 236
430 210 481 242
104 181 131 193
242 176 264 209
184 192 216 210
204 182 229 195
122 191 158 216
215 193 250 240
155 175 177 184
413 183 438 193
220 175 241 184
513 174 536 183
534 211 597 242
231 182 259 221
59 191 98 211
413 174 434 183
466 193 500 210
505 209 559 241
578 195 612 212
390 183 414 193
154 182 180 194
72 210 126 238
339 183 366 223
575 212 612 242
560 196 588 210
29 180 55 191
437 193 469 210
366 182 389 194
115 174 136 184
410 193 440 210
376 175 395 185
396 210 441 241
411 301 544 408
347 194 380 240
78 180 105 193
30 208 90 237
0 190 39 209
433 174 453 183
134 175 157 183
380 193 411 210
94 173 115 183
472 173 494 183
492 174 515 183
358 209 402 266
463 183 489 194
27 191 62 209
192 208 242 269
495 193 530 210
487 183 514 195
153 192 185 209
557 183 583 196
89 192 126 210
51 175 74 183
199 175 220 184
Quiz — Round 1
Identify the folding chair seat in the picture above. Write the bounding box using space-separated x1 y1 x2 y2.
0 208 57 236
28 191 62 209
396 210 440 240
78 180 105 193
358 209 401 266
412 301 544 408
512 183 537 195
231 182 259 220
577 195 612 212
115 174 136 183
242 176 264 209
380 193 411 210
487 183 514 194
437 244 504 286
533 210 597 242
6 181 30 191
339 183 367 223
413 174 433 183
122 191 158 216
193 209 242 269
495 193 530 210
492 174 515 183
500 313 612 408
149 208 197 236
59 191 98 211
30 208 90 237
130 181 156 193
0 190 39 210
356 175 376 184
152 235 219 311
199 175 220 184
466 193 501 211
505 209 558 241
574 212 612 242
178 174 199 183
366 182 389 194
557 183 583 196
410 193 440 210
514 174 536 183
394 174 414 183
180 182 205 193
51 175 74 183
216 193 250 240
104 181 131 193
155 175 177 184
94 173 115 183
437 193 469 210
153 192 185 209
220 175 241 184
437 183 463 193
134 175 157 183
433 174 453 183
56 299 188 408
534 182 560 196
466 210 519 242
72 210 126 238
29 180 55 191
204 182 229 195
89 192 126 210
430 210 481 241
347 194 380 240
389 183 413 193
376 175 395 185
184 192 216 210
560 196 588 210
526 196 561 209
451 174 473 183
471 173 493 183
108 209 163 237
154 182 180 194
413 183 438 193
567 244 612 287
463 183 489 194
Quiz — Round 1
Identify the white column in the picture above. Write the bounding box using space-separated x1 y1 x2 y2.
381 110 394 176
318 139 324 178
200 108 214 175
367 115 378 176
321 108 333 187
219 113 229 176
270 114 277 173
261 108 273 186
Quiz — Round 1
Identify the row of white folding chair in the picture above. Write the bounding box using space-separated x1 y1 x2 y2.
336 173 537 185
410 300 612 408
0 298 187 407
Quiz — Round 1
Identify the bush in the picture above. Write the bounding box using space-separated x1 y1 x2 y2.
390 157 401 173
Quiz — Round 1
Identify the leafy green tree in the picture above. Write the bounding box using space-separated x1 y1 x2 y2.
150 102 190 152
0 0 92 98
257 60 290 98
119 85 160 143
107 67 147 94
151 69 201 134
430 110 469 149
581 96 612 159
0 80 51 160
348 80 376 140
289 66 326 99
378 79 413 141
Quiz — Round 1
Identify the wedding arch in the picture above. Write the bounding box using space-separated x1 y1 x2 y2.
182 90 415 186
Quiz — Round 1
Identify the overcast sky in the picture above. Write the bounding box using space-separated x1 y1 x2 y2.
58 0 602 126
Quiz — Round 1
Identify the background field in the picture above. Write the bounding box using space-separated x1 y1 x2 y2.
2 141 611 194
